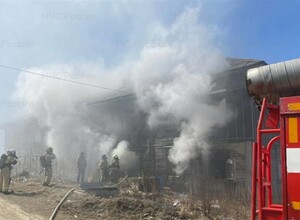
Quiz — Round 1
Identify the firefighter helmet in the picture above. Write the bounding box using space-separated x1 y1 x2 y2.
7 149 16 156
46 147 53 153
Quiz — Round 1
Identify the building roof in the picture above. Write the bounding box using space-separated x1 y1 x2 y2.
88 57 267 105
87 92 135 106
224 58 267 72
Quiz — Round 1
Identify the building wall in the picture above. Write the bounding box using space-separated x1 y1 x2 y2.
153 138 174 186
139 62 273 194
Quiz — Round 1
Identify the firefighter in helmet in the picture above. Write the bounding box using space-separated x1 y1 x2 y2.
99 154 109 184
0 149 17 194
109 155 120 184
43 147 56 186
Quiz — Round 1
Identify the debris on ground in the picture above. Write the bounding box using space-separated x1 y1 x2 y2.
1 177 249 220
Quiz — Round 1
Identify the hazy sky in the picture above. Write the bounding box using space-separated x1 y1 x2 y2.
0 0 300 149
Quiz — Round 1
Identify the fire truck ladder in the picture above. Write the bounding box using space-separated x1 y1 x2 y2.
251 98 283 220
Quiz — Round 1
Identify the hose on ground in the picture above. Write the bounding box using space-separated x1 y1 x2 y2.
111 175 128 187
49 188 76 220
50 176 127 219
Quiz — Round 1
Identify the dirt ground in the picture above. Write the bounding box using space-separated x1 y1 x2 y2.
0 177 250 220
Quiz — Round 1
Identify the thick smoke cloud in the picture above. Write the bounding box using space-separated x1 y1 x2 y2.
15 6 232 176
132 8 232 174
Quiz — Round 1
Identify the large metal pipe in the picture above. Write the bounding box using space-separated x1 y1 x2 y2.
246 58 300 104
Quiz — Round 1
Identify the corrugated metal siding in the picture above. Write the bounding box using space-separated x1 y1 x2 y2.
153 138 174 185
231 150 245 181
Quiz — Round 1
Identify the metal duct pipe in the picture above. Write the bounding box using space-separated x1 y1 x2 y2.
246 58 300 104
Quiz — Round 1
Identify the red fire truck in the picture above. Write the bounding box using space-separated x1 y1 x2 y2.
247 58 300 220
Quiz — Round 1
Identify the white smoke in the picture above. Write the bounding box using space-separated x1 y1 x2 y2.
132 8 232 174
16 64 115 155
15 6 232 176
112 141 138 175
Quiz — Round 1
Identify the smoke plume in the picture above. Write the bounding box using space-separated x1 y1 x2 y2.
15 6 232 176
132 8 232 174
112 141 138 175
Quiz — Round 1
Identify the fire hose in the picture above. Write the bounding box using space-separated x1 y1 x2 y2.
49 176 128 219
111 175 129 187
49 188 76 220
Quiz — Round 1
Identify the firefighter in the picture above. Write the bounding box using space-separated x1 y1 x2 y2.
0 149 17 194
43 147 56 186
109 155 120 184
76 152 87 184
99 154 109 184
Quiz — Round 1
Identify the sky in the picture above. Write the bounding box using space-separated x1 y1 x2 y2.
0 0 300 151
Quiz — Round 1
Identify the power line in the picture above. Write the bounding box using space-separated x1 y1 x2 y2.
0 64 131 94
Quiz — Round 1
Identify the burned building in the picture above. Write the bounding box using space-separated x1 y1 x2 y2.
1 58 275 195
86 58 270 193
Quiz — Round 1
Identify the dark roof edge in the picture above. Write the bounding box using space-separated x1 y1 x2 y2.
87 93 136 106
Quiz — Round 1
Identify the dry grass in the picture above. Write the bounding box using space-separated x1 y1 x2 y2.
59 178 250 220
